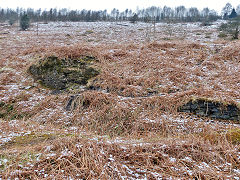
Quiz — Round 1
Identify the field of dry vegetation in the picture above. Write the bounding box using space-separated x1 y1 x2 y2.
0 21 240 179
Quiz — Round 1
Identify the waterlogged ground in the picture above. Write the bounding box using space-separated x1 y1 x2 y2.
0 20 240 179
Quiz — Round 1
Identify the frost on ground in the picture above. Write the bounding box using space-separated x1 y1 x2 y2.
0 21 240 179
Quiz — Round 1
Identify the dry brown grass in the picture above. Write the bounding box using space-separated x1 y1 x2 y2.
0 21 240 179
69 91 160 137
2 135 239 179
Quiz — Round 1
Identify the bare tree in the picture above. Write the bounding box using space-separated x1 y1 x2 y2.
175 6 186 21
202 8 210 18
236 4 240 14
221 3 233 18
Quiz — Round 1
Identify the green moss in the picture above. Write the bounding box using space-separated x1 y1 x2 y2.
29 56 100 90
36 79 53 89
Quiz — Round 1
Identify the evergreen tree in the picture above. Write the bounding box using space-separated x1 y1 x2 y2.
20 13 30 30
229 8 238 19
130 13 138 23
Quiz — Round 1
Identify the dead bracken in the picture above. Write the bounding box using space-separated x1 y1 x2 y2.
28 55 100 90
1 21 240 179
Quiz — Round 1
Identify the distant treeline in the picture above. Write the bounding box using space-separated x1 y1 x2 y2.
0 3 239 24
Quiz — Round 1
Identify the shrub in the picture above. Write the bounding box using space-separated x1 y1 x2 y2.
218 32 228 38
218 17 240 39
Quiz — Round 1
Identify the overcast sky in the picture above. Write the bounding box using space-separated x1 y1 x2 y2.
0 0 240 13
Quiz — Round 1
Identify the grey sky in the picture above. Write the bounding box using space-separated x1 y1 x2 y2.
0 0 240 13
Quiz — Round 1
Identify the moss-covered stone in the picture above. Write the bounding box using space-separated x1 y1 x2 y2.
178 98 240 121
28 56 100 90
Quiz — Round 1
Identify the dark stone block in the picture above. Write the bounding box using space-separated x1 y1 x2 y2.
209 115 217 119
181 110 191 113
210 108 219 113
178 99 240 121
190 103 199 110
196 111 206 116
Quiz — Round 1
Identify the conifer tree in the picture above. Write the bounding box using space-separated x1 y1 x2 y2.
229 8 237 19
20 13 30 30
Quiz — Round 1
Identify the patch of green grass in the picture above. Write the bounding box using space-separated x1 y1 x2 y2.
82 30 94 36
3 132 76 149
85 30 94 34
218 33 227 38
11 132 56 146
162 37 172 41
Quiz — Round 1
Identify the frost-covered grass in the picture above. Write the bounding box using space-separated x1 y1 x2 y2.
0 21 240 179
